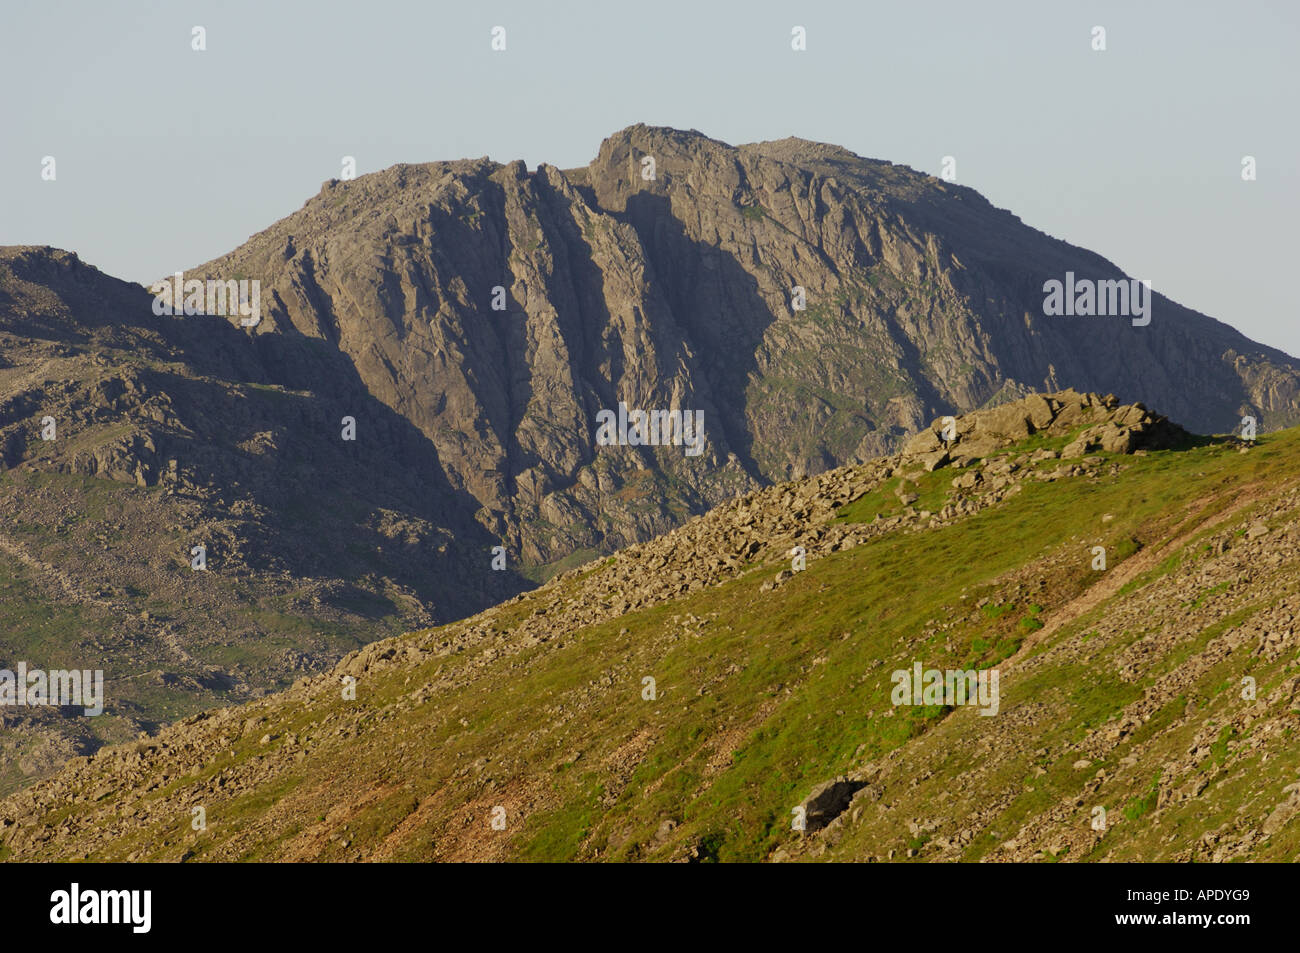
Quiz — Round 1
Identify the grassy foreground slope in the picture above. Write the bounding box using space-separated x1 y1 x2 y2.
2 396 1298 862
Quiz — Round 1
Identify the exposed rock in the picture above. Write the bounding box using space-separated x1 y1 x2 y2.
183 126 1300 562
798 777 866 832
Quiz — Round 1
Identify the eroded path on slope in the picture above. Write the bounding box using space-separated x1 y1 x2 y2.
1005 478 1275 672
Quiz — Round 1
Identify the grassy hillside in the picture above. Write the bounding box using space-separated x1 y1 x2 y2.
3 404 1298 862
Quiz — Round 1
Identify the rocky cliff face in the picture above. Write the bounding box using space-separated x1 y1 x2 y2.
187 124 1300 565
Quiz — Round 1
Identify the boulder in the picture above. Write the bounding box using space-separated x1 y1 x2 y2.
917 449 949 472
798 777 865 831
974 403 1033 441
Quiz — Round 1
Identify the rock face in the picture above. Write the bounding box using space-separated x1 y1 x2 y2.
187 124 1300 564
0 245 524 617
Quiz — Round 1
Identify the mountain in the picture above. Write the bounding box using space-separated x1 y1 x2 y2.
4 124 1299 796
4 391 1298 862
188 124 1300 567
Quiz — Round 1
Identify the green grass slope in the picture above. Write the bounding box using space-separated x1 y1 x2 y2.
2 422 1298 862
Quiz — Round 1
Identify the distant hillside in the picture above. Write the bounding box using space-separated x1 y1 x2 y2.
5 392 1298 862
0 245 528 794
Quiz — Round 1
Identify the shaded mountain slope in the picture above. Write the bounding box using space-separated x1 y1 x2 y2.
0 246 528 793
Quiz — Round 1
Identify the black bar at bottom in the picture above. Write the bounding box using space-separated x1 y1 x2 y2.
0 860 1280 940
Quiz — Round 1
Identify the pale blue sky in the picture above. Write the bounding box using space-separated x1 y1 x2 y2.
3 0 1297 354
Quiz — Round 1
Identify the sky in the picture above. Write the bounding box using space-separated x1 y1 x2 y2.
2 0 1297 355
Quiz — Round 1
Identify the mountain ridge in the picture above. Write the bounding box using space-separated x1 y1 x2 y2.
183 123 1300 567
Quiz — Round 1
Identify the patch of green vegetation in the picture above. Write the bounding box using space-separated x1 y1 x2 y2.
1209 725 1237 767
1063 666 1146 738
905 832 932 852
518 776 605 861
694 831 727 862
835 465 951 525
1017 614 1045 635
0 558 98 667
1119 551 1181 596
1123 773 1161 822
519 548 602 585
981 602 1015 621
1186 580 1233 610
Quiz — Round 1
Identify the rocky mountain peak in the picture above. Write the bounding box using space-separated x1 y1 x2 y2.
160 127 1300 571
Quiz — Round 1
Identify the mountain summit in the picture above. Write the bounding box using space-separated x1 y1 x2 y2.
188 124 1300 565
